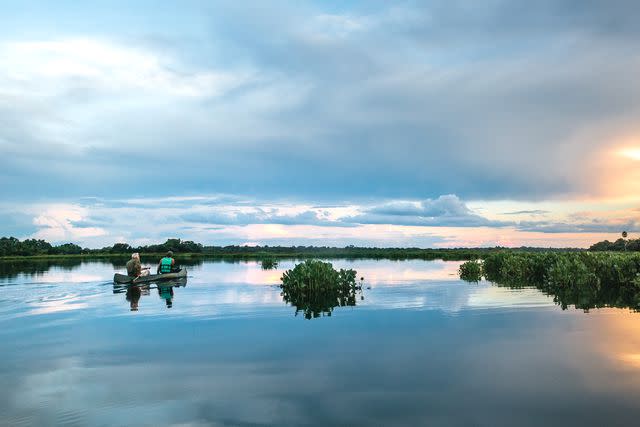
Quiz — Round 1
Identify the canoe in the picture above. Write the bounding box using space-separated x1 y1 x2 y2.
113 268 187 284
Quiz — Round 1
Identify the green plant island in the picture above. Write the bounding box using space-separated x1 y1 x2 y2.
260 257 279 270
279 260 364 319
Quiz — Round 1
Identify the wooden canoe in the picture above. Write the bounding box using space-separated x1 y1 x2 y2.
113 268 187 284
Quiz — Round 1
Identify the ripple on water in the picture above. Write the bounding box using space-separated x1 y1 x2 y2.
55 409 88 427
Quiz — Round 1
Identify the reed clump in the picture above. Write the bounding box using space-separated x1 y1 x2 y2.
280 259 362 319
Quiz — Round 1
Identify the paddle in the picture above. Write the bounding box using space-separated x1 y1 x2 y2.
131 267 150 284
131 267 151 283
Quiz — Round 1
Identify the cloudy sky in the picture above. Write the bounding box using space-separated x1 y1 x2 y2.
1 0 639 248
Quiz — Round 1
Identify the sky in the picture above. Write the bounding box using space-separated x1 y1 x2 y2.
1 0 640 248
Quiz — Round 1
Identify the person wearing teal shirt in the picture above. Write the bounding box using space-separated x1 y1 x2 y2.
157 251 176 274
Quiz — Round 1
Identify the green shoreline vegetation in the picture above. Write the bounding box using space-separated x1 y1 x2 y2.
459 252 640 311
5 235 640 312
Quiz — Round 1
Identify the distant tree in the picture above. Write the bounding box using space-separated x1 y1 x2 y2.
110 243 132 254
612 238 627 251
20 239 53 256
589 238 640 252
52 243 83 255
626 239 640 251
589 240 613 251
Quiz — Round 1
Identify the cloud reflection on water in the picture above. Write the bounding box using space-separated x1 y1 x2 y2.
3 260 640 426
0 259 559 321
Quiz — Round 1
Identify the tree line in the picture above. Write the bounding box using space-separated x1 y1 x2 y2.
589 238 640 252
0 237 84 256
0 237 203 257
0 236 586 259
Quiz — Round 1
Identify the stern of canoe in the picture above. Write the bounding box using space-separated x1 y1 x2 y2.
113 273 133 284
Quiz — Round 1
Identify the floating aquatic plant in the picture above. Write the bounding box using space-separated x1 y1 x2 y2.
260 257 278 270
280 259 363 319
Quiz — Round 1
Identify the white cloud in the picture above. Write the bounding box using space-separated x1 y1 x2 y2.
2 1 640 230
349 195 514 227
1 38 249 98
307 14 368 39
31 204 106 242
13 195 639 248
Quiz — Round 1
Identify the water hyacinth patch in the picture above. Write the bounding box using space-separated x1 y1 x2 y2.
280 259 363 319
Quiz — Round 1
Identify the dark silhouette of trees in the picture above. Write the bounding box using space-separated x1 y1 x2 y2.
589 238 640 252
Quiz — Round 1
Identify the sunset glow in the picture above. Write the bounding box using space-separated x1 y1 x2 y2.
619 148 640 161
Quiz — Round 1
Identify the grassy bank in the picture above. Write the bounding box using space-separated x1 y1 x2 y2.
459 252 640 311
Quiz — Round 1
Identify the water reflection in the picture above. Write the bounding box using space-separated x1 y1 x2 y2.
0 257 209 282
125 285 144 311
0 258 83 282
158 285 175 308
488 280 640 313
4 257 640 316
3 259 640 425
280 283 363 319
114 280 187 311
0 257 460 283
550 285 640 312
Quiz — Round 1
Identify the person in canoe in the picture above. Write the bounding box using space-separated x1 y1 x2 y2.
126 253 150 278
157 251 177 274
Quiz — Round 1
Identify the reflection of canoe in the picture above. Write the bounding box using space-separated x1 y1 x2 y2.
113 268 187 284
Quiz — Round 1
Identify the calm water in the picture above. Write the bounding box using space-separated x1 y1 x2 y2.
2 259 640 426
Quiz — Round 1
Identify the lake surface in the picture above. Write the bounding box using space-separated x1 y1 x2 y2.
2 258 640 426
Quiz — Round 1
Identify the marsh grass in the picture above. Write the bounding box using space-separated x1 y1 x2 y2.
280 259 363 319
460 252 640 311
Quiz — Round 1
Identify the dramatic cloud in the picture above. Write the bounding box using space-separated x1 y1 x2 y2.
347 195 514 227
0 194 631 249
517 221 640 234
2 1 640 247
503 210 550 216
1 1 640 201
181 208 355 227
